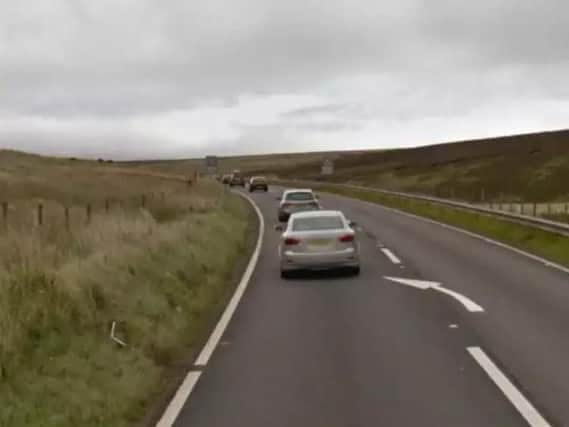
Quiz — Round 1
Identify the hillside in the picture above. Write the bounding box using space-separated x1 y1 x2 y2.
247 129 569 203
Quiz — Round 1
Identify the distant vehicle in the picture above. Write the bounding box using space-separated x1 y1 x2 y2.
222 174 231 184
277 189 320 222
278 210 360 278
249 176 268 192
229 170 245 187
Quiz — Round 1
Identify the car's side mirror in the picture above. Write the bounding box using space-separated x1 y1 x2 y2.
274 224 284 232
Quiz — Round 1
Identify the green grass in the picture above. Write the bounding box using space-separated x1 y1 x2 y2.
0 191 252 426
0 151 255 427
300 183 569 268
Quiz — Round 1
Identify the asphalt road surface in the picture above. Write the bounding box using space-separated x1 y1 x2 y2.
172 186 568 427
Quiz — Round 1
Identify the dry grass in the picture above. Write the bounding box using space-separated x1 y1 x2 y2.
243 129 569 203
0 151 253 426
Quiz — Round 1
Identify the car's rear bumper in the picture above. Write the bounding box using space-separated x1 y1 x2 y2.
278 207 320 221
281 248 359 271
250 185 268 191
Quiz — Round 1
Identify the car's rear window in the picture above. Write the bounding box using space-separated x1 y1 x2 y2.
252 177 266 183
292 216 344 231
285 192 315 201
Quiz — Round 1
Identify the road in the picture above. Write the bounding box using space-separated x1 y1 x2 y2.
171 186 568 427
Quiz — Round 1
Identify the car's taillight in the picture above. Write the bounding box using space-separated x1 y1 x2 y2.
338 234 354 243
284 237 300 245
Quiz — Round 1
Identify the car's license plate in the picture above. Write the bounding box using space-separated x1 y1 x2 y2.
308 238 334 251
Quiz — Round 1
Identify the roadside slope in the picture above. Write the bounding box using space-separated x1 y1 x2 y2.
0 182 255 427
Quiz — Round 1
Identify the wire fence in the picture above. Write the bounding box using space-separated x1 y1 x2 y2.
0 190 180 232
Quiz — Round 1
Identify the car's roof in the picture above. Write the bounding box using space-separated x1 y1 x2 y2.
283 188 314 194
290 210 344 219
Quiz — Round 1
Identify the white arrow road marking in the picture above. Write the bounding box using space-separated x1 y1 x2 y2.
384 276 485 313
434 286 484 312
384 276 437 290
468 347 552 427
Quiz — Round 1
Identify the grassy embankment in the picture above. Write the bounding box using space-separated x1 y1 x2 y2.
0 150 254 427
284 181 569 269
251 129 569 204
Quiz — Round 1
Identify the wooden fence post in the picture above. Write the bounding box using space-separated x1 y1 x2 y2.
86 204 92 225
2 202 7 228
533 203 537 217
37 204 43 226
65 207 70 231
141 194 146 208
105 198 110 214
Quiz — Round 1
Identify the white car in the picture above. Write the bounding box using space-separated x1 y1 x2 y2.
277 189 320 222
278 210 360 278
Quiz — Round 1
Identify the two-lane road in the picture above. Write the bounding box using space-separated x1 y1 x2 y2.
171 187 567 427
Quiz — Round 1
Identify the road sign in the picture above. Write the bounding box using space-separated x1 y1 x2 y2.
321 158 334 175
205 156 218 175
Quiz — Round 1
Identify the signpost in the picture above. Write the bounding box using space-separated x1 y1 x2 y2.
205 156 218 175
321 158 334 176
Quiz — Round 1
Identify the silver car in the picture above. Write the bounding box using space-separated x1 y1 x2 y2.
278 210 360 278
277 189 320 222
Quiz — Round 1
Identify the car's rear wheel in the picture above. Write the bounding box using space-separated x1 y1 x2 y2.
280 269 290 279
351 266 361 276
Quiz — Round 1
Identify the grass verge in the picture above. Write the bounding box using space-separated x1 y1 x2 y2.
0 184 254 427
290 182 569 269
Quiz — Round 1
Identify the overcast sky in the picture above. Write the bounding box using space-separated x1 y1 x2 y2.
1 0 568 159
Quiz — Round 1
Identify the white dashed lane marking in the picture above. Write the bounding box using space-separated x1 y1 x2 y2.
380 248 402 264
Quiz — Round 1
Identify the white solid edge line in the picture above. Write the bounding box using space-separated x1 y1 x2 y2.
195 192 265 366
434 286 484 312
467 347 552 427
154 192 265 427
155 372 201 427
356 198 569 275
380 248 402 264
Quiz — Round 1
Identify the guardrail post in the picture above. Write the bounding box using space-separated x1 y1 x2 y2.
565 203 568 215
86 204 92 225
533 203 537 217
480 188 485 202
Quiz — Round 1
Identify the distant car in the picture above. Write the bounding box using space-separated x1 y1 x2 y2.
222 174 231 184
277 189 320 222
229 170 245 187
249 176 268 192
278 210 360 278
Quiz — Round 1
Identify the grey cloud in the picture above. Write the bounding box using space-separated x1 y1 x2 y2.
1 0 568 158
280 104 349 119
